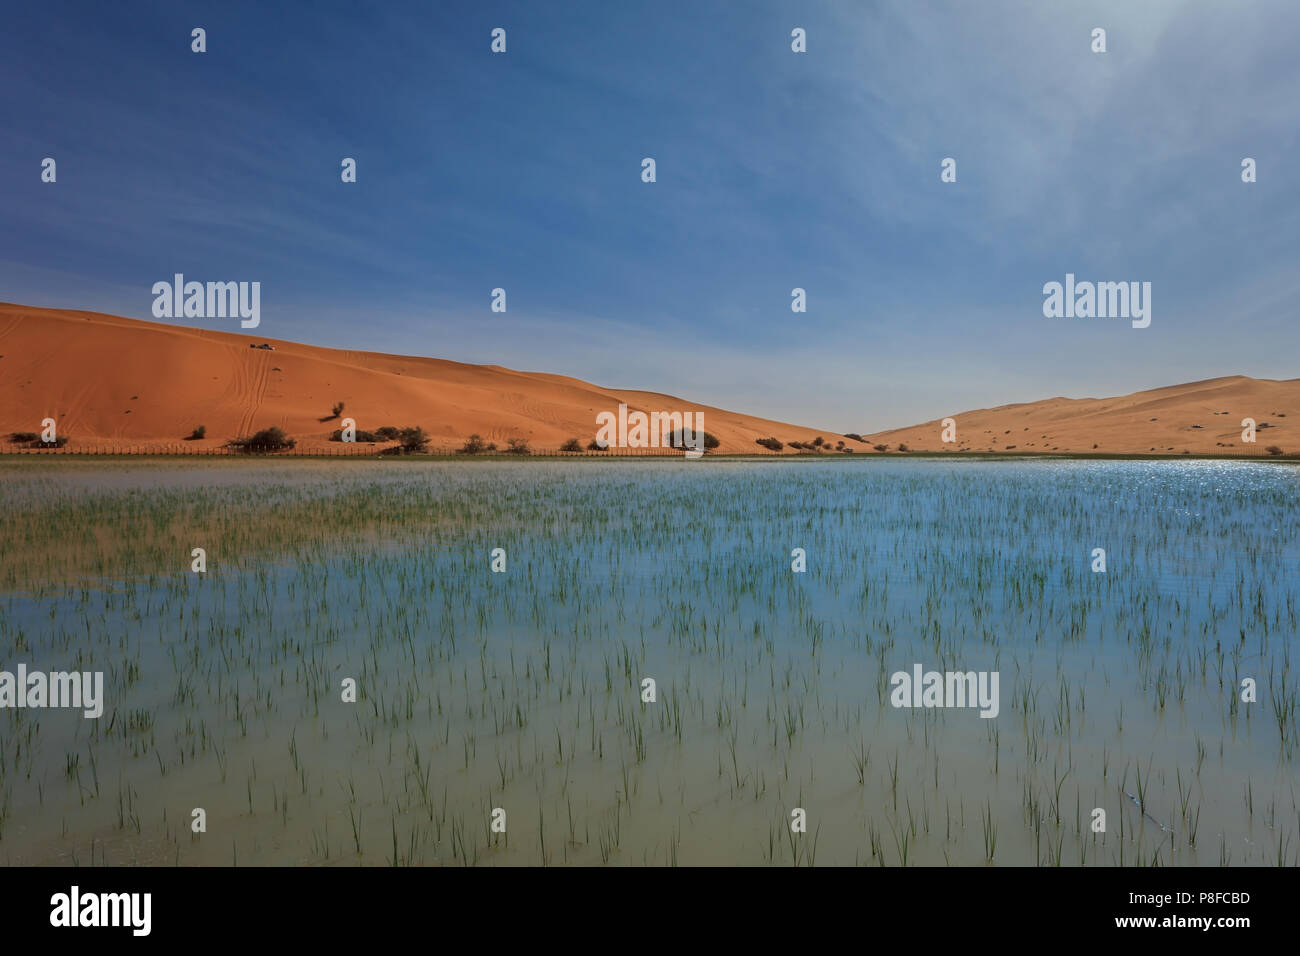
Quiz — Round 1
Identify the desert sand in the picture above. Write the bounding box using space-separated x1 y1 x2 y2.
863 377 1298 456
0 302 1293 456
0 303 855 454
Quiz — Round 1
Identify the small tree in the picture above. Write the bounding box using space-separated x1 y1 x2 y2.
399 427 431 454
230 426 294 452
458 434 488 455
755 437 783 452
505 437 531 455
186 425 206 440
560 437 583 452
663 429 720 453
331 401 345 418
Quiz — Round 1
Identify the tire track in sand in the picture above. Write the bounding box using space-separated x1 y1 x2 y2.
234 348 271 439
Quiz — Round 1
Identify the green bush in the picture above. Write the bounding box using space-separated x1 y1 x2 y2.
399 427 431 453
458 434 497 454
663 429 720 452
229 427 295 452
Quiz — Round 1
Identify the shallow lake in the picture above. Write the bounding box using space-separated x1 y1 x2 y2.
0 456 1296 865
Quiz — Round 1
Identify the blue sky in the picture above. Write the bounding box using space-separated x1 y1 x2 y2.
2 0 1297 431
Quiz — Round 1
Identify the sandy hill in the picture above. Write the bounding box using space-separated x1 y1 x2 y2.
1 302 1292 457
864 376 1299 456
0 302 854 453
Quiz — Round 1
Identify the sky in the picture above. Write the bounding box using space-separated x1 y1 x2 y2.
1 0 1297 432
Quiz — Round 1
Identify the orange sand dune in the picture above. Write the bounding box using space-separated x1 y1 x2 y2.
865 376 1300 456
0 303 856 454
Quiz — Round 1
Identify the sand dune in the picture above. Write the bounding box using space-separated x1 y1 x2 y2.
1 302 1293 457
0 303 855 453
863 376 1299 456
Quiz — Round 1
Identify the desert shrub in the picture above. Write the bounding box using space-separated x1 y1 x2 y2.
375 426 401 441
587 439 608 451
788 441 803 450
229 427 295 452
812 436 824 447
755 437 783 452
560 437 583 452
842 447 854 453
399 427 431 453
330 428 379 443
9 432 39 443
186 425 206 440
505 437 531 455
874 444 888 452
457 434 498 454
663 429 720 452
897 442 910 452
844 433 864 442
331 401 345 418
1266 445 1284 456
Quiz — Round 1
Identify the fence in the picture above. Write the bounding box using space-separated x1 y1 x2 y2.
0 442 1292 460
